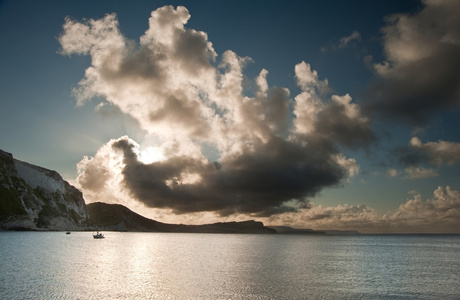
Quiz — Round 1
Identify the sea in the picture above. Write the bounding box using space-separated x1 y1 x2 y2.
0 232 459 300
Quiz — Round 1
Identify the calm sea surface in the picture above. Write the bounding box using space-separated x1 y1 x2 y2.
1 232 459 299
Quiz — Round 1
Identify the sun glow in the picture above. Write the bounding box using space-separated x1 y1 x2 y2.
139 146 165 164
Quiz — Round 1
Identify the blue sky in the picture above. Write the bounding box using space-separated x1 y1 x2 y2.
1 0 459 233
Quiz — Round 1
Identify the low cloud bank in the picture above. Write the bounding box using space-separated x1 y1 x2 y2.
268 186 460 233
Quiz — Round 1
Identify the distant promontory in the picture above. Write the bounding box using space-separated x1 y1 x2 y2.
87 202 275 234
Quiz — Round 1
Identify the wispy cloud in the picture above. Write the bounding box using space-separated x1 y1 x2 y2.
339 30 361 48
403 166 439 179
320 30 361 52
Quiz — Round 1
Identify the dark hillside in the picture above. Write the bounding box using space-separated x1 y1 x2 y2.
87 202 276 234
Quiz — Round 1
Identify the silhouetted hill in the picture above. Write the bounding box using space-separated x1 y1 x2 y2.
87 202 276 234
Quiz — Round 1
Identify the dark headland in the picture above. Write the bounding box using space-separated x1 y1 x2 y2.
87 202 276 234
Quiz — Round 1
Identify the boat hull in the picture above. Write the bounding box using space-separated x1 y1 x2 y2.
93 232 105 239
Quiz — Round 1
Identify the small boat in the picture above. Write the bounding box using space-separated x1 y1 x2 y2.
93 231 105 239
66 231 71 235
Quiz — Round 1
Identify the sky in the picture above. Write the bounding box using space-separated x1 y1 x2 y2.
1 0 460 233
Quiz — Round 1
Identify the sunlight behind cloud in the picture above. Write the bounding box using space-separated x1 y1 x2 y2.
139 147 165 164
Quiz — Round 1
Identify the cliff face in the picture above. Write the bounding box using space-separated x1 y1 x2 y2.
0 150 88 230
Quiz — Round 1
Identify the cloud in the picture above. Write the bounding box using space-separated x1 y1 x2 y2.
339 31 361 48
403 166 439 179
368 0 460 125
394 137 460 172
387 168 398 177
59 6 217 139
382 186 460 233
267 186 460 233
410 137 460 165
320 30 361 52
293 62 375 149
75 134 359 217
63 6 375 217
72 138 133 208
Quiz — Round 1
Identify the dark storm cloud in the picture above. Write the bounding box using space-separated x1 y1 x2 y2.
111 136 349 217
368 0 460 125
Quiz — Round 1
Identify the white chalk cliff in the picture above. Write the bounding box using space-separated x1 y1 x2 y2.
0 149 88 230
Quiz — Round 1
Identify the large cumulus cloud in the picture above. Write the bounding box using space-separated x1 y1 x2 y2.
60 6 217 139
368 0 460 125
61 6 374 217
